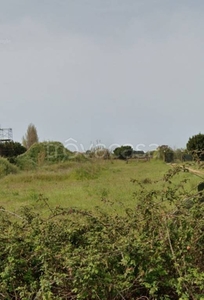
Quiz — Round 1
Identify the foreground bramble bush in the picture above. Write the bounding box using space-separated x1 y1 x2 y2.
0 167 204 299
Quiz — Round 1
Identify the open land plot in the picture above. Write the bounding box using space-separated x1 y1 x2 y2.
0 159 202 215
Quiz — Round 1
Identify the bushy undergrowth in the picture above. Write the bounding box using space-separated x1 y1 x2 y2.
72 162 104 180
15 156 37 171
16 142 74 170
0 157 18 178
0 167 204 299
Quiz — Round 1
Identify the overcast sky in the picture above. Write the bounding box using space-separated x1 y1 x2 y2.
0 0 204 152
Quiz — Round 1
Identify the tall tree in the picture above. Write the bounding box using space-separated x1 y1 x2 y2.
113 145 133 160
186 133 204 161
22 123 39 149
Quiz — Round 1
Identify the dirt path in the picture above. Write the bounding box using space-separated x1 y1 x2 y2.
170 163 204 177
186 167 204 176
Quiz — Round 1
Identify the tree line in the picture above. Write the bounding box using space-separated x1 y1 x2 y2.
1 124 204 164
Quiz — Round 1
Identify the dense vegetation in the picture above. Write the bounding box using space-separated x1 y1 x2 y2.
187 133 204 161
0 158 204 299
113 145 133 159
0 133 204 299
16 141 76 170
0 141 26 163
0 156 19 178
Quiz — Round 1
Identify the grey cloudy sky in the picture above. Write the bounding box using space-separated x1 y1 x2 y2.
0 0 204 152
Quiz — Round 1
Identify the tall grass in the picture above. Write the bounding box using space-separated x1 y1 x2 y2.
0 159 202 215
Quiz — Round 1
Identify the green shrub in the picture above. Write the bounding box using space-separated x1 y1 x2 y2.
72 152 87 162
0 141 26 160
113 145 133 160
16 142 74 169
72 162 102 180
0 157 18 178
187 133 204 161
154 145 174 162
16 156 37 170
0 167 203 299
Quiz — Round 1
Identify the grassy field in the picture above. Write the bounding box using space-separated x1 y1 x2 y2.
1 158 204 299
0 158 202 214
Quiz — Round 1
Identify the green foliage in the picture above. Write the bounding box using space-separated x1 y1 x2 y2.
72 152 87 162
16 142 73 169
154 145 174 162
182 153 193 162
113 145 133 160
72 162 103 180
0 141 26 163
187 133 204 161
132 150 146 159
86 148 111 159
15 156 37 171
0 167 203 299
173 148 189 162
0 157 19 178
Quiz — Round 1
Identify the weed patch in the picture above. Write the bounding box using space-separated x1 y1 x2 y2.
0 167 203 299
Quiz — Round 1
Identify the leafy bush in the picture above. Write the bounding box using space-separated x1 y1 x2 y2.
187 133 204 161
0 157 19 178
0 167 203 299
154 145 174 162
72 162 103 180
15 156 37 171
16 142 73 169
72 152 87 162
182 153 193 162
113 145 133 160
0 141 26 162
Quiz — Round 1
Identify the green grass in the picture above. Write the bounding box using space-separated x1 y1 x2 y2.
1 158 204 299
0 159 202 214
0 157 19 179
